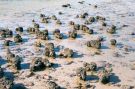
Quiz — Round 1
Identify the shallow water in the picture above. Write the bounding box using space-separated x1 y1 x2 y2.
0 0 113 16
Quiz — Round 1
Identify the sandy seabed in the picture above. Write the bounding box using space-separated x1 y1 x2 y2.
0 0 135 89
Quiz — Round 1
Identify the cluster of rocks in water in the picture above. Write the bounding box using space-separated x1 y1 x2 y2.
0 13 118 49
74 62 116 89
0 2 134 89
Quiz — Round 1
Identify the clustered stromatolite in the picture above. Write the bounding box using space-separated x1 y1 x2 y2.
0 66 14 89
0 28 13 38
76 67 87 80
30 57 53 72
4 40 11 46
53 29 63 39
110 39 117 45
0 2 125 88
59 48 74 58
45 80 61 89
6 49 21 70
0 77 14 89
0 66 4 78
87 40 101 49
36 29 49 40
107 25 116 34
68 30 77 39
44 43 56 58
83 62 97 71
75 62 112 87
98 69 111 84
14 34 23 43
15 27 23 32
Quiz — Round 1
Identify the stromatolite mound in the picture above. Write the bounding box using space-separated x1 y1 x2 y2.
4 40 11 46
80 25 93 34
87 40 101 49
120 85 134 89
40 14 45 18
98 69 111 84
6 49 21 70
76 67 86 80
34 23 40 28
107 25 116 34
96 16 106 21
0 77 14 89
56 19 62 25
79 12 88 19
51 15 57 20
41 17 49 23
14 34 22 43
83 62 97 71
36 30 49 40
30 57 45 72
68 30 77 39
110 39 117 45
15 27 23 32
59 48 74 58
0 28 13 38
53 29 63 39
30 57 53 72
27 27 39 34
6 49 15 63
11 55 21 70
34 41 41 47
45 80 61 89
0 66 4 78
84 17 95 24
44 43 56 58
73 24 80 30
45 43 54 51
69 21 75 26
